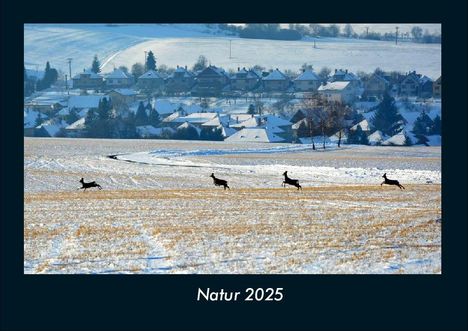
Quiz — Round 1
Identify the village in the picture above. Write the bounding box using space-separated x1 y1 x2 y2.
24 54 442 146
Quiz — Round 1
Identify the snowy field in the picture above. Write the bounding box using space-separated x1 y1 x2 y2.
24 24 441 79
24 138 441 274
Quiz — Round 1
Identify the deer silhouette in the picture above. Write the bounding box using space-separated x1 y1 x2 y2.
210 173 230 190
381 173 405 190
78 178 102 191
282 171 302 190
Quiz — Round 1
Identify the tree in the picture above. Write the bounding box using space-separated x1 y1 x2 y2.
145 51 157 71
135 101 149 126
35 112 44 127
411 26 423 41
347 126 369 145
247 104 256 115
328 24 340 37
371 92 405 136
192 55 208 72
412 111 434 135
118 66 129 75
148 106 160 127
36 61 58 91
415 134 429 146
343 24 354 38
131 63 145 79
318 67 331 81
66 107 80 124
301 63 314 71
175 126 199 140
431 115 441 135
91 55 101 73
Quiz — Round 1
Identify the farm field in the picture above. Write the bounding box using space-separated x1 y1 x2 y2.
24 138 441 274
24 24 441 79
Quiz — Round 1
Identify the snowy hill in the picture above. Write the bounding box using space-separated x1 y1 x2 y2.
25 24 441 78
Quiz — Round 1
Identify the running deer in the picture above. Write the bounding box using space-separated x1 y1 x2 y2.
381 173 405 190
78 178 102 191
210 173 230 190
282 171 302 190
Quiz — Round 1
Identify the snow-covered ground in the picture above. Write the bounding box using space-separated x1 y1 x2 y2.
24 138 441 274
24 24 441 79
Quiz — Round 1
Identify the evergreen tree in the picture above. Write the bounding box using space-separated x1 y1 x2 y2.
97 98 112 121
247 104 255 115
412 111 434 135
415 134 429 146
431 115 441 135
35 112 44 127
404 132 413 146
36 61 58 91
148 107 160 127
92 55 101 73
145 51 157 71
135 101 149 126
347 125 369 145
175 126 199 140
66 107 80 124
371 92 405 136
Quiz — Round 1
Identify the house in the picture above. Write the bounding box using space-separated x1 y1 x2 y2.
225 127 285 143
104 68 134 88
169 112 219 130
349 119 372 133
399 71 421 97
72 69 104 89
165 66 196 94
418 76 433 99
34 118 68 137
68 95 108 110
24 108 48 136
64 117 87 137
367 130 385 145
293 69 321 92
230 67 260 91
137 70 165 91
330 69 361 89
317 81 357 104
192 65 230 96
262 69 290 92
363 73 390 97
433 76 441 99
108 89 137 106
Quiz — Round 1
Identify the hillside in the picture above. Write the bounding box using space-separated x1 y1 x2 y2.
25 24 441 79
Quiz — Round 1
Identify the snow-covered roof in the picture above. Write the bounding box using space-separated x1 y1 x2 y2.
220 126 237 138
350 119 371 132
328 130 348 143
181 103 204 114
261 114 292 127
177 122 201 134
68 95 108 109
65 117 86 130
263 69 289 81
291 118 308 130
36 119 68 136
294 70 320 81
318 81 350 92
368 130 385 145
172 112 218 124
382 130 409 146
138 70 163 79
105 68 131 79
419 75 433 84
225 128 285 143
111 88 137 96
73 69 102 79
230 116 258 128
24 109 48 128
162 111 183 122
57 107 70 116
155 100 180 115
331 69 359 81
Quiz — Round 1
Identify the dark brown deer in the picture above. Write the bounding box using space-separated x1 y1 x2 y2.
381 173 405 190
78 178 102 191
282 171 302 190
210 173 230 190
